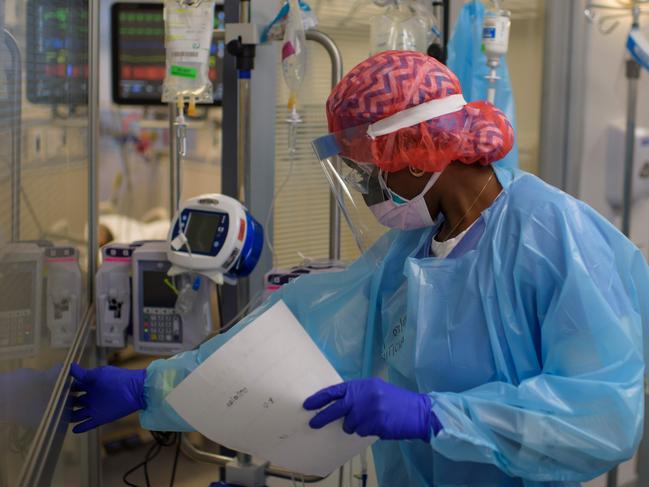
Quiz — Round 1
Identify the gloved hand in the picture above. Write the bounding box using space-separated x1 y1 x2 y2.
69 363 147 433
303 377 440 441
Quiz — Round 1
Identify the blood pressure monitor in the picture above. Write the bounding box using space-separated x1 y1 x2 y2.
168 194 263 284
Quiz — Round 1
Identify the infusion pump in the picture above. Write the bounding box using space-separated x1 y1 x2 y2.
96 244 133 348
45 246 83 348
0 243 43 359
97 241 215 356
132 241 213 356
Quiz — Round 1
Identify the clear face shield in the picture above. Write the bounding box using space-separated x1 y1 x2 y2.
312 94 467 255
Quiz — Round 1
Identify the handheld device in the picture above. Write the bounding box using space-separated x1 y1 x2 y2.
133 241 213 356
96 244 134 348
0 243 44 359
45 246 82 348
167 194 263 285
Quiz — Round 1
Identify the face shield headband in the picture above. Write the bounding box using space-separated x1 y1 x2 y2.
311 94 467 253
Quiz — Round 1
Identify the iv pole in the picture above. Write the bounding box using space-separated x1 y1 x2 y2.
585 1 648 238
5 29 22 242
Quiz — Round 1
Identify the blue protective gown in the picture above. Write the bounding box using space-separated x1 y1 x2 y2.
141 167 649 486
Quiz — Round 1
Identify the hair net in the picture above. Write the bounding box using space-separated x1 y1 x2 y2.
326 50 514 173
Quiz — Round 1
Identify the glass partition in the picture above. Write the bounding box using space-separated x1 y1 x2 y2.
0 0 92 484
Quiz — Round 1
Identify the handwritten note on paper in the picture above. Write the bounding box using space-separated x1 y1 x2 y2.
165 300 376 477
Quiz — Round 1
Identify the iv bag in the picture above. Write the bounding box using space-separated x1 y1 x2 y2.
162 0 216 104
261 0 318 44
282 0 307 111
370 1 430 54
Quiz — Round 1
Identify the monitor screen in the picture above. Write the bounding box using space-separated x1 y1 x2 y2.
185 212 225 254
142 271 178 309
26 0 89 105
111 2 224 105
0 270 34 312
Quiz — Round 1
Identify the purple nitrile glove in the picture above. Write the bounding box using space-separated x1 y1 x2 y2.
303 377 441 441
69 363 147 433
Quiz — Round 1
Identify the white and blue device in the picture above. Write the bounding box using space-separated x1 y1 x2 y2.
167 194 264 285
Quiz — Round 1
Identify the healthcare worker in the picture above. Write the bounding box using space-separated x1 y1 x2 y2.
70 51 649 486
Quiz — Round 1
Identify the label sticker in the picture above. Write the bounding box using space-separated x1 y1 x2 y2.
170 65 198 79
482 27 496 39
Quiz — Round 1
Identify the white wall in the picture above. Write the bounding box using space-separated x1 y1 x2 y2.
578 14 649 257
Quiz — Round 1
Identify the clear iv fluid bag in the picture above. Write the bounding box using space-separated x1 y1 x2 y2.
162 0 216 104
370 2 430 54
282 0 307 110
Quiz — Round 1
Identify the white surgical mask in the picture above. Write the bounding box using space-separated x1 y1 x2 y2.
369 172 442 230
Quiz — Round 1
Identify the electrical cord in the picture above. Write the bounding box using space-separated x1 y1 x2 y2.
168 433 182 487
123 441 159 487
122 432 182 487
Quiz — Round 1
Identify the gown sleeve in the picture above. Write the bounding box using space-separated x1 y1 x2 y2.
427 201 649 481
139 230 403 431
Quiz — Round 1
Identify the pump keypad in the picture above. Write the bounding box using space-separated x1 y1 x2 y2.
142 308 181 343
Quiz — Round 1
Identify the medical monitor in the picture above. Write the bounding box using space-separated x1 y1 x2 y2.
111 2 225 105
26 0 89 104
184 212 227 255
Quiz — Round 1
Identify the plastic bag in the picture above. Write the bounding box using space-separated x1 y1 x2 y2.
412 0 442 50
162 0 216 104
261 0 318 44
370 1 433 54
282 0 307 112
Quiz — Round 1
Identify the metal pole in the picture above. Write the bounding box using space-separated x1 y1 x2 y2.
305 30 343 261
169 104 179 217
4 30 21 242
621 58 640 237
238 78 251 204
235 3 253 468
87 0 100 301
238 0 251 205
442 0 450 63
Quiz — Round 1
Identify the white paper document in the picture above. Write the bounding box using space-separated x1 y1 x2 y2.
166 300 376 477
